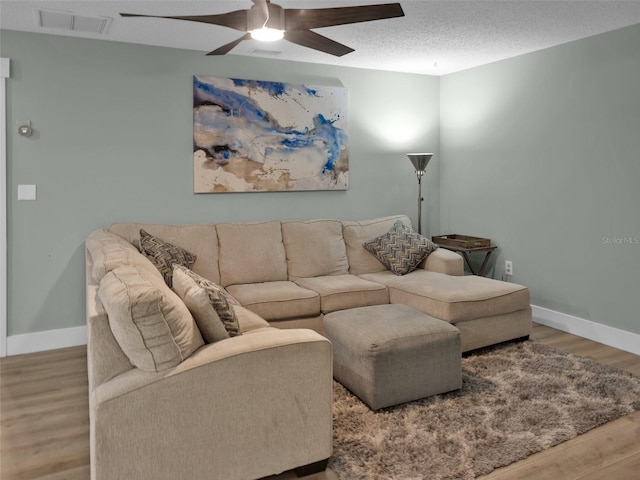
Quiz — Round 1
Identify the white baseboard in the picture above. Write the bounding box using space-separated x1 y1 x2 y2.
6 325 87 356
532 305 640 356
5 307 639 358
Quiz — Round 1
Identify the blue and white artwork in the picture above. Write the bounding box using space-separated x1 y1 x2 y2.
193 76 348 192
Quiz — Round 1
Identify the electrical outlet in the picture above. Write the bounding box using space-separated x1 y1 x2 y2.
505 260 513 276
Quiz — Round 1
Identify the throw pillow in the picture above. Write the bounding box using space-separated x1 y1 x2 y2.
363 220 438 275
139 229 197 287
172 266 231 343
173 265 241 337
342 215 413 275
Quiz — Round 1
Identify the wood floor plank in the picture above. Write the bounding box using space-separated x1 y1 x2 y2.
1 325 638 480
577 452 640 480
38 465 91 480
1 346 90 480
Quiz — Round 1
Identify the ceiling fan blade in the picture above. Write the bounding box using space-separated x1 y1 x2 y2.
251 0 270 26
206 33 252 56
284 30 354 57
285 3 404 30
120 11 248 32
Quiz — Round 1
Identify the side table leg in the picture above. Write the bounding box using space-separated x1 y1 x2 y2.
460 252 478 275
477 250 494 277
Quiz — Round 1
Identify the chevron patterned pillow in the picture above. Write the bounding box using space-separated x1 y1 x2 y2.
173 265 241 337
139 229 197 287
363 220 438 275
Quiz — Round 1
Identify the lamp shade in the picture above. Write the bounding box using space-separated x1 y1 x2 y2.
407 153 433 172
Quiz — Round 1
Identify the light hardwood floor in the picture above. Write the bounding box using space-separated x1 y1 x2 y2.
1 323 639 480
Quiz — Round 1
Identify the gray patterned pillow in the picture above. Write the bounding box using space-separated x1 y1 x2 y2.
172 266 230 343
139 229 196 287
173 265 241 337
363 220 438 275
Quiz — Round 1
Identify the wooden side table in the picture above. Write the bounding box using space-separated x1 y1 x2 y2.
436 244 497 276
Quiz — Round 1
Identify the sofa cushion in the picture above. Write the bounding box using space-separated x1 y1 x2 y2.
86 229 157 283
342 215 412 275
282 220 349 280
226 281 320 321
109 223 221 284
363 220 438 276
172 266 241 342
233 304 271 333
140 229 197 288
294 275 389 313
216 221 287 287
359 270 531 323
98 265 204 372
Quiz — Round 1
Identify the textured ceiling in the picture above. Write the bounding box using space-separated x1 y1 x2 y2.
2 1 640 75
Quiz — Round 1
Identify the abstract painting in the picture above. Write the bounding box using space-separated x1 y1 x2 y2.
193 76 348 193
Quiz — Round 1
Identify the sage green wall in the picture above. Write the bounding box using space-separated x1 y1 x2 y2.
8 24 636 340
440 24 640 334
1 30 440 336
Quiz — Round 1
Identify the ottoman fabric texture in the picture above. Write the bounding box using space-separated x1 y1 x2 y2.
325 304 462 410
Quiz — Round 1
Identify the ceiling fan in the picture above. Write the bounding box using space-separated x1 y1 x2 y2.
121 0 404 57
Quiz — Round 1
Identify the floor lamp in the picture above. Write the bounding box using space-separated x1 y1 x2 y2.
407 153 433 235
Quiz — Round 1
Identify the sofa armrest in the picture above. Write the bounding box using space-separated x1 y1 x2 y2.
421 248 464 276
90 328 333 480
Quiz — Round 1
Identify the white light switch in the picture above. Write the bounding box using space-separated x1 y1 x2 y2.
17 184 37 201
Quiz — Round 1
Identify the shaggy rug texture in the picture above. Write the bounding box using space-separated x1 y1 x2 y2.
329 340 640 480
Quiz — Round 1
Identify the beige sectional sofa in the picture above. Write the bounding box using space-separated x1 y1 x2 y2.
86 214 531 480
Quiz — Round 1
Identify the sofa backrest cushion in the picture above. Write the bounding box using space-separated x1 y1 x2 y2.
109 223 220 284
342 215 413 275
98 265 204 372
86 229 155 283
282 220 349 280
216 221 287 286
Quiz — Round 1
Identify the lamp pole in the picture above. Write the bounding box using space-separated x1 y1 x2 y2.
407 153 433 235
417 171 424 235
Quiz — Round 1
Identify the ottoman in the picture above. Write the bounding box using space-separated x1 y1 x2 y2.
325 304 461 410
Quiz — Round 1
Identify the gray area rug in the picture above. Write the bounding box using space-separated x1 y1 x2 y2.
329 340 640 479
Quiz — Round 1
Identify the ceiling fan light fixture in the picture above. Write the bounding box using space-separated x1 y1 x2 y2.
250 27 284 42
120 2 404 56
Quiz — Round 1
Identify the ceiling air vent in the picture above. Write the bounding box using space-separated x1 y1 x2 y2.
249 49 282 57
35 9 112 34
